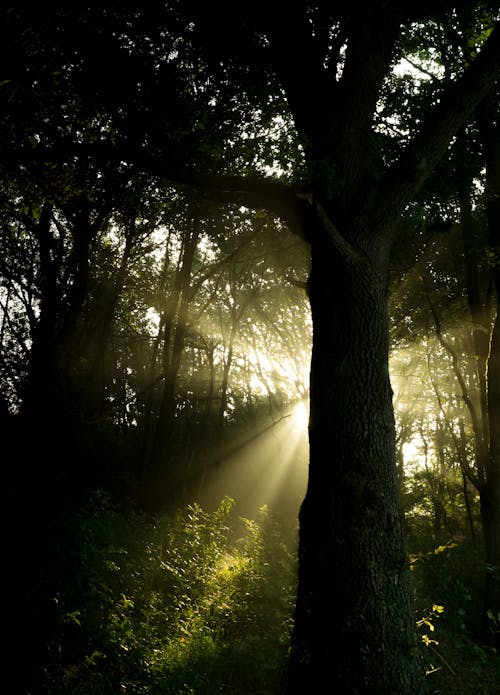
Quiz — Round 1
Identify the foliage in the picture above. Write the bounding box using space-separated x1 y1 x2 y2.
410 539 500 693
21 489 500 694
35 494 296 694
2 2 500 690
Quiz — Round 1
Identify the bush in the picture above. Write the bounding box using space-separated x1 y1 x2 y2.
38 494 296 694
410 541 500 693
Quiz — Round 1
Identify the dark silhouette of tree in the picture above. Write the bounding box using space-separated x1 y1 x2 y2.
389 3 500 639
477 92 500 642
2 2 500 691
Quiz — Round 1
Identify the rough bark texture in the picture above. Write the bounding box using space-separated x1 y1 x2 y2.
6 2 500 688
288 221 425 693
283 14 500 691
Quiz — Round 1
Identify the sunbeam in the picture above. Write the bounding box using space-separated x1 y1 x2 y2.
197 400 309 526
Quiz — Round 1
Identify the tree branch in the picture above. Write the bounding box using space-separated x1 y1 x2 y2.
400 56 439 81
0 141 306 236
264 3 336 143
314 198 362 266
372 21 500 226
424 281 488 488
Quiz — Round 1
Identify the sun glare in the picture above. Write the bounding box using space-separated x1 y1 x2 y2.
198 400 309 525
290 398 309 431
403 439 428 471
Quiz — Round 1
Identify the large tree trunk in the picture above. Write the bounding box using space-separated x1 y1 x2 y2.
289 223 425 693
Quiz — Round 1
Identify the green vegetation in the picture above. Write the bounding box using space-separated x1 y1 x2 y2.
22 490 498 694
2 3 500 691
412 543 500 694
35 496 295 694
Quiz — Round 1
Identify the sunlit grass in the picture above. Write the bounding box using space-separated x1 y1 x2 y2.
46 495 296 694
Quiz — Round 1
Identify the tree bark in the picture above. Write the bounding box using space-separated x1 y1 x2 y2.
482 302 500 644
289 219 425 693
480 111 500 644
84 227 136 416
458 173 490 439
7 3 500 686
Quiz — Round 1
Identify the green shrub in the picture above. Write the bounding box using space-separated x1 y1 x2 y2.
39 493 296 694
410 541 500 693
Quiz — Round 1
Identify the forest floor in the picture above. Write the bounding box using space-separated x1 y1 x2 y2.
427 638 500 694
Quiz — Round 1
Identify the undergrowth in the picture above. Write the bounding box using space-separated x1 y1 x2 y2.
411 540 500 694
26 493 500 694
39 494 296 694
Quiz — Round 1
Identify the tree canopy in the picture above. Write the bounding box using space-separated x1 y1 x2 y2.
2 2 500 693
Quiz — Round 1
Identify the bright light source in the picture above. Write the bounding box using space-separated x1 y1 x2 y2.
291 399 309 432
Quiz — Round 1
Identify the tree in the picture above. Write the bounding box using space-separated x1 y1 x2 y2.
3 2 500 691
418 7 500 636
175 6 499 690
146 201 203 490
476 92 500 642
385 4 500 630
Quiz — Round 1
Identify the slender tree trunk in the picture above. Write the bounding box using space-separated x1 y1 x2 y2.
461 471 477 545
432 420 449 536
483 300 500 644
58 200 95 357
478 106 500 643
289 224 425 693
457 151 490 444
22 202 60 420
84 229 135 415
147 224 199 499
198 340 216 441
482 128 500 643
141 231 173 453
216 289 253 434
459 420 477 546
217 314 236 432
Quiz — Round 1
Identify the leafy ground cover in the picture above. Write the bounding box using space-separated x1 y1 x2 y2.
27 493 498 694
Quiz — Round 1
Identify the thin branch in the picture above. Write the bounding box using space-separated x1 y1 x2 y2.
285 275 308 292
401 56 439 81
423 282 487 487
1 142 305 236
372 21 500 224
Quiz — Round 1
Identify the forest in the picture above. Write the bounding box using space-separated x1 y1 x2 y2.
1 2 500 693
